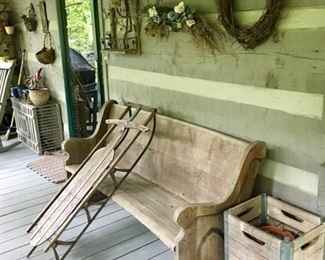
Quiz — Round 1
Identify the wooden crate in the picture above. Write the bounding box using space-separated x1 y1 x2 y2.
12 98 64 154
224 194 325 260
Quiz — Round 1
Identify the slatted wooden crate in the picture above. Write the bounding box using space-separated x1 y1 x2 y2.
224 194 325 260
11 98 64 154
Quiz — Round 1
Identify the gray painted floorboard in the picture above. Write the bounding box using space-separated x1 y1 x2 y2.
0 140 174 260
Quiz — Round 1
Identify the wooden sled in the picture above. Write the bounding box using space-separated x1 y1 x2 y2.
27 103 156 260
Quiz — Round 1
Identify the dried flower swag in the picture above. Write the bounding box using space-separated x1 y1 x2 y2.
144 2 224 52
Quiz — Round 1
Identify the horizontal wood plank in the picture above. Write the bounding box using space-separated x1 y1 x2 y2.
117 239 169 260
228 214 281 259
268 197 320 233
0 145 173 260
99 172 187 249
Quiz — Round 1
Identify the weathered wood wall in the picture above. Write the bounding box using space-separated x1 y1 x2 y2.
9 0 68 136
104 0 325 213
4 0 324 214
0 1 16 59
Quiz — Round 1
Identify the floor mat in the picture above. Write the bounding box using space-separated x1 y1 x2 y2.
27 152 67 184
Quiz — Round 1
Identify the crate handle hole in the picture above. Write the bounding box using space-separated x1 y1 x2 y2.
301 237 318 251
281 210 304 223
242 231 265 246
237 207 253 218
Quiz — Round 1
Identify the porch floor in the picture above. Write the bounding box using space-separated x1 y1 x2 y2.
0 138 174 260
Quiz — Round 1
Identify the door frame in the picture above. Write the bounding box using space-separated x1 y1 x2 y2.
91 0 105 108
55 0 105 137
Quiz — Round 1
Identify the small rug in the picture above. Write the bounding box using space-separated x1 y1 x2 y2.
27 152 67 184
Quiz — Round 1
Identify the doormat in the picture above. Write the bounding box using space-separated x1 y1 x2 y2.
27 152 67 184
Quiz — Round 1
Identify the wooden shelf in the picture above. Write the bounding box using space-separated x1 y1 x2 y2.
103 48 139 54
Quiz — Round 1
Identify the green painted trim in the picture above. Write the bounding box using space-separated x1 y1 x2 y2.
91 0 105 108
109 66 324 120
260 160 318 197
235 7 325 30
55 0 76 137
193 7 325 30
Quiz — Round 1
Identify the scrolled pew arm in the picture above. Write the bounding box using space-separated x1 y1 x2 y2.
174 141 266 229
174 202 226 230
62 100 118 166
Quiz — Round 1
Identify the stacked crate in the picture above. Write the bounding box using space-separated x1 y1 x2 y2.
225 194 325 260
12 98 64 154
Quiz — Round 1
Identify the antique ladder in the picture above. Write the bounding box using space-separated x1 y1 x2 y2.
27 103 156 259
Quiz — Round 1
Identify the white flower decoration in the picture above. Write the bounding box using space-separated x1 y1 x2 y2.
186 19 195 27
174 2 185 14
148 7 158 18
176 21 183 29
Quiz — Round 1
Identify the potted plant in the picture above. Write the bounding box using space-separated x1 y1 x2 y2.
21 4 37 32
4 16 15 35
25 68 50 106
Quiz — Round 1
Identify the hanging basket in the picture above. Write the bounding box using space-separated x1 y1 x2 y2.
36 32 56 64
21 3 37 32
23 17 37 32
